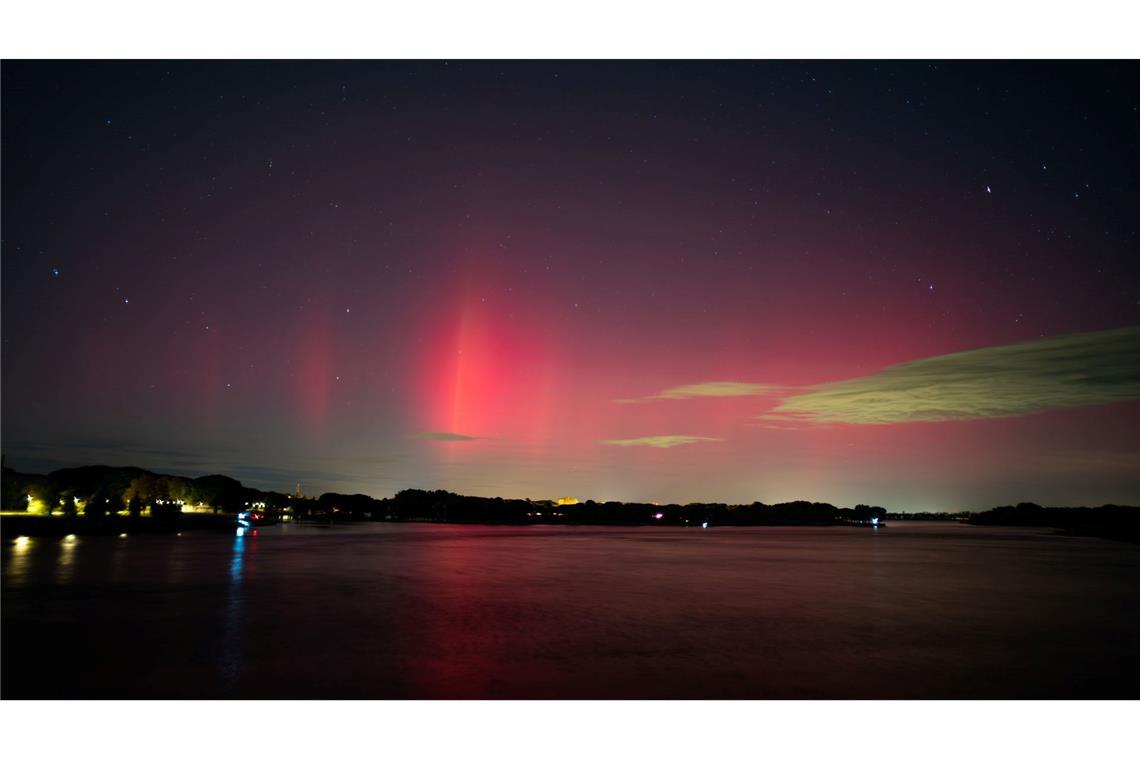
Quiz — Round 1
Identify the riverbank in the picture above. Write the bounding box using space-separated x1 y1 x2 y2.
0 513 238 536
1 513 898 537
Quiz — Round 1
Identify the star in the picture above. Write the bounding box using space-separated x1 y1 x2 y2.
985 185 992 194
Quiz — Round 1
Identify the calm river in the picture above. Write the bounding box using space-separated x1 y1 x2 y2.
3 522 1139 698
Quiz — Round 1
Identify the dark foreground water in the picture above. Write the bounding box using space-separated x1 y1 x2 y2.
3 523 1139 698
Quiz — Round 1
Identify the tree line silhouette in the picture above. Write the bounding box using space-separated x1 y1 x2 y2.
3 463 1136 539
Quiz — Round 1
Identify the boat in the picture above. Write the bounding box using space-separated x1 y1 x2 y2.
236 509 279 528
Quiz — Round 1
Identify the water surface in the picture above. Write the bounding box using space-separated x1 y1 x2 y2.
4 523 1139 698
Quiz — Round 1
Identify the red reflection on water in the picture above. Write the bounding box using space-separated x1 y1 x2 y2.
403 526 510 697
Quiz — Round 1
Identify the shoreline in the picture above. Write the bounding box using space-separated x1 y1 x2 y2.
0 513 962 538
0 513 903 536
1 513 237 536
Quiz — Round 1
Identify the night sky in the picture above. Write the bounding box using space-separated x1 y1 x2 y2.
3 60 1139 509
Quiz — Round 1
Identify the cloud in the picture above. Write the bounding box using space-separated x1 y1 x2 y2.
770 326 1140 425
600 435 725 448
618 381 785 403
411 431 479 441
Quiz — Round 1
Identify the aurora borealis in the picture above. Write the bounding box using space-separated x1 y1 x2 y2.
3 60 1139 509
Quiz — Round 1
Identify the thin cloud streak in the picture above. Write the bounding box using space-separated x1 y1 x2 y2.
410 431 479 441
617 381 786 403
600 435 725 448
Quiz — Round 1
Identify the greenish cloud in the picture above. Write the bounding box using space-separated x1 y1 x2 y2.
771 326 1140 425
411 431 479 441
600 435 725 448
616 381 785 403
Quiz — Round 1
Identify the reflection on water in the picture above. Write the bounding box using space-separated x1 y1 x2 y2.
3 523 1140 698
220 530 247 690
5 537 34 588
164 534 191 586
56 535 78 584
